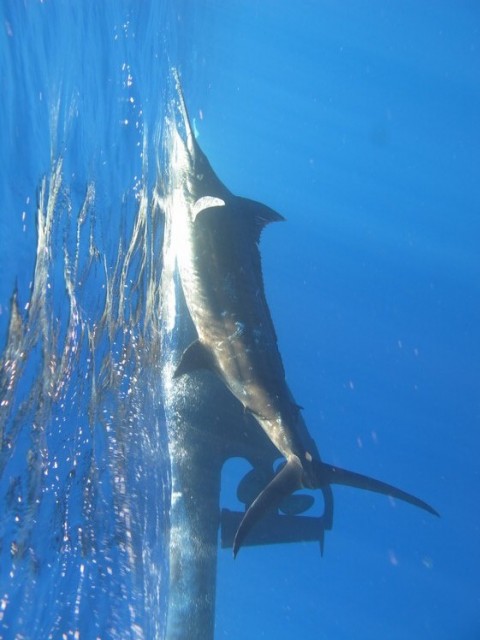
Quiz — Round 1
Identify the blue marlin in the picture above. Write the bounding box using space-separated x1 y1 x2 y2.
169 74 438 558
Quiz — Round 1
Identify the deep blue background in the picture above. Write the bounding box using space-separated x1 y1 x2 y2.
1 1 479 638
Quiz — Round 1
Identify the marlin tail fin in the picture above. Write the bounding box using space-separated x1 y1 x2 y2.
233 457 438 558
313 461 439 517
233 457 303 558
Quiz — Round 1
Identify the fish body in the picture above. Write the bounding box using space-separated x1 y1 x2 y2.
168 73 438 557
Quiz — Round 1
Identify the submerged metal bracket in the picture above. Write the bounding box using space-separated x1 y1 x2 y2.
220 508 330 554
219 466 334 554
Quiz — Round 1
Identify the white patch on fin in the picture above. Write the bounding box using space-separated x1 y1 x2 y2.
192 196 225 219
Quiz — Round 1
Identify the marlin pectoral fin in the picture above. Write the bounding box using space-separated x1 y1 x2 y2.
314 461 439 517
192 196 226 220
233 456 304 558
174 340 214 378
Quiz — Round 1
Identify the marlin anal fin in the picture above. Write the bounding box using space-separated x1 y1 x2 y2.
174 340 214 378
314 461 440 517
233 456 304 558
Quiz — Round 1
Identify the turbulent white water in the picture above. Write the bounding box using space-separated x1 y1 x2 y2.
0 2 183 637
0 155 170 638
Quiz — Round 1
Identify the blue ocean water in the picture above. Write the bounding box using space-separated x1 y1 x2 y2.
1 1 479 639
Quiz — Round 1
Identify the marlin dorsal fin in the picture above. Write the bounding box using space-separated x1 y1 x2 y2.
236 197 285 241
